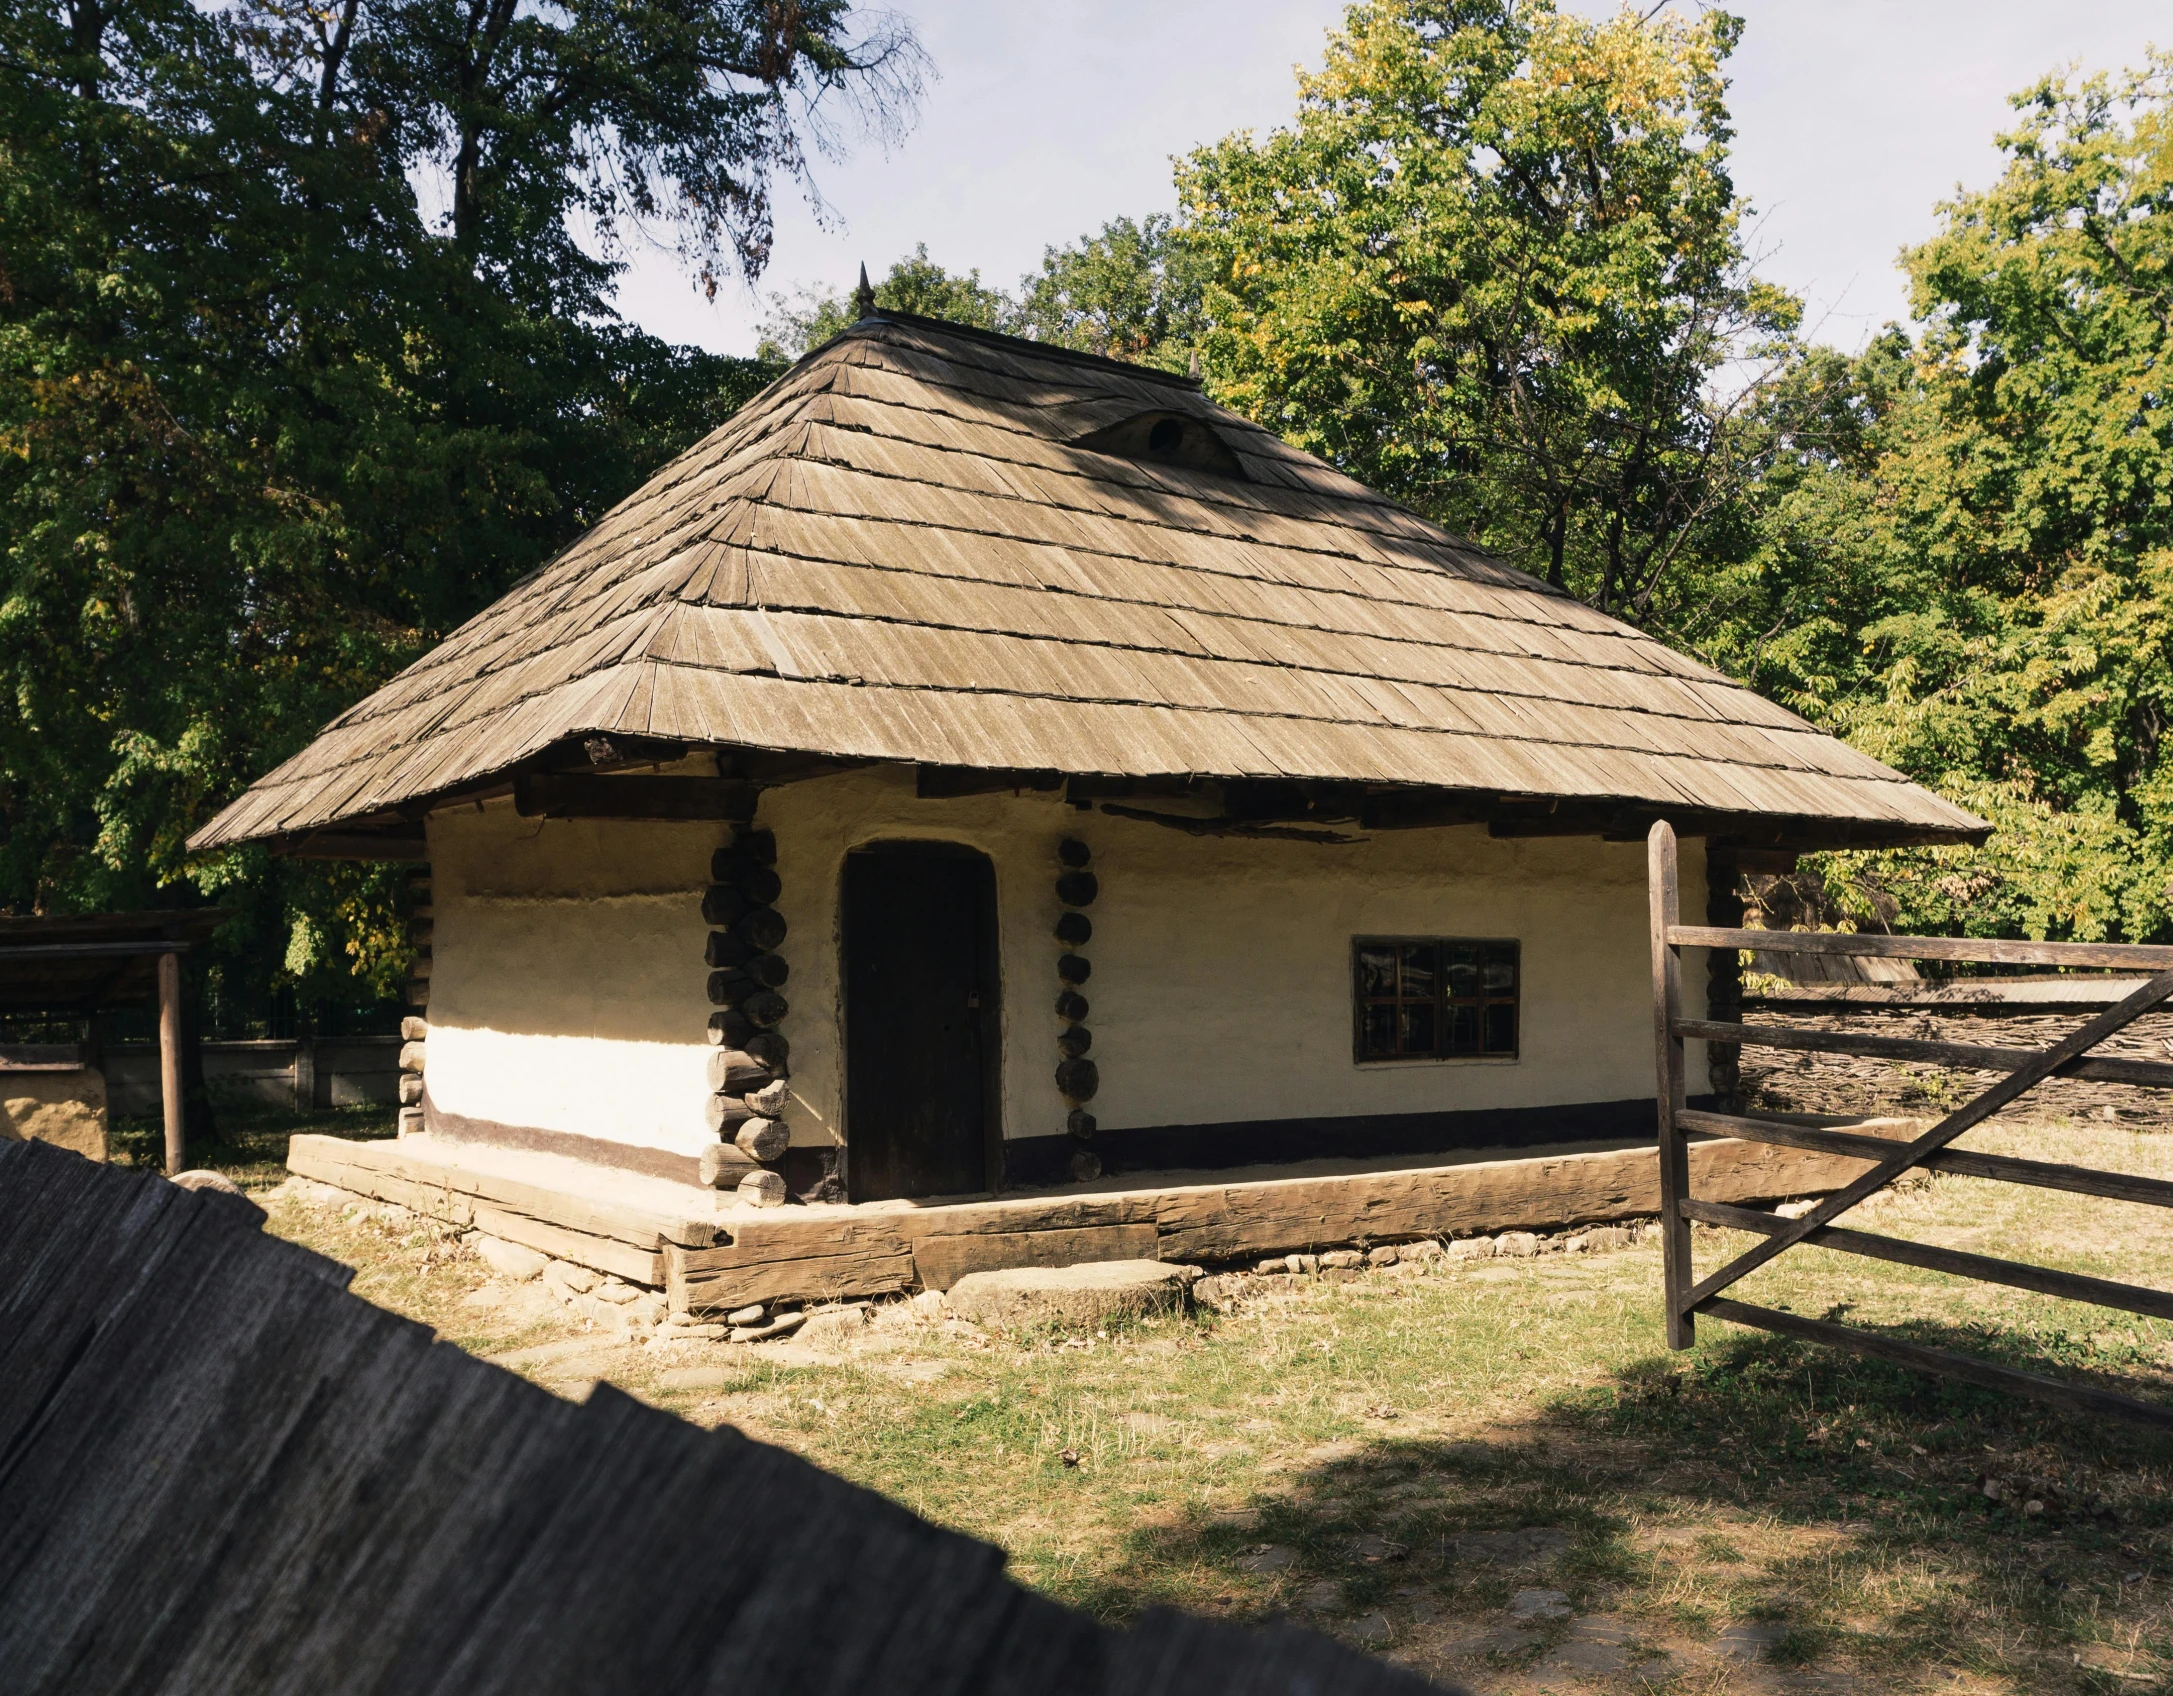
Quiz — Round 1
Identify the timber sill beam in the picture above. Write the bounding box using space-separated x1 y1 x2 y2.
1676 1017 2173 1091
1681 1196 2173 1324
1677 1109 2173 1211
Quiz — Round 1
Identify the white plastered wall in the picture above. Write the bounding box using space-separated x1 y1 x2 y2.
422 802 722 1157
421 770 1709 1161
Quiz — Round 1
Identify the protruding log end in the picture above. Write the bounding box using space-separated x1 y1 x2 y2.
707 1047 776 1092
699 1143 755 1188
735 906 788 950
399 1015 428 1041
1055 1057 1099 1102
398 1074 424 1107
705 938 789 983
738 1169 788 1208
1066 1108 1096 1140
733 864 783 905
397 1041 426 1075
701 884 751 927
1068 1148 1102 1183
1054 912 1092 947
1057 838 1091 869
733 1116 788 1162
1054 989 1089 1023
744 1078 791 1117
707 1018 789 1060
1057 1026 1091 1059
732 827 777 866
1056 953 1091 985
1054 870 1098 908
741 989 788 1028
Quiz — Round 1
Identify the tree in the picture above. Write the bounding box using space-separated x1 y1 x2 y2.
1692 58 2173 944
758 243 1012 358
759 218 1205 366
1176 0 1797 618
0 0 910 1017
1014 214 1207 366
1830 60 2173 942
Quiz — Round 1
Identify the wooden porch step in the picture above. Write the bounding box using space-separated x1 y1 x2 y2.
286 1133 726 1286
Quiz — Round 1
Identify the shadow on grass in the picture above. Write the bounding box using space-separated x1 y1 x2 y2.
1050 1316 2173 1689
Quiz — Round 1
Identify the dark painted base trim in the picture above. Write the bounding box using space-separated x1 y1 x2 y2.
999 1096 1715 1190
424 1097 704 1187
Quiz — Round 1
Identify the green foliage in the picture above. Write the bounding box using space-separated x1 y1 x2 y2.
1014 215 1207 366
758 243 1013 357
760 217 1204 367
1693 59 2173 942
0 0 889 1009
1176 0 1796 614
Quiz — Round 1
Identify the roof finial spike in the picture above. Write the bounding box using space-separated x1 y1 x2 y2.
853 263 876 321
1187 348 1202 381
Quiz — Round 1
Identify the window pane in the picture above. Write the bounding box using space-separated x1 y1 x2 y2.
1353 935 1518 1062
1397 942 1437 997
1483 945 1517 993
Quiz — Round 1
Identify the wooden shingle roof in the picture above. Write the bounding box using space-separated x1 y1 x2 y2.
190 314 1984 851
0 1138 1446 1695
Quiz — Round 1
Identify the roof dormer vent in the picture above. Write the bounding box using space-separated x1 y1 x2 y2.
1072 410 1247 480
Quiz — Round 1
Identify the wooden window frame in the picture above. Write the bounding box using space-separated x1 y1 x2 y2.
1351 936 1521 1064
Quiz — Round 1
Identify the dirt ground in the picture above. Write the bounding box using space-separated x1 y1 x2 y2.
159 1108 2173 1695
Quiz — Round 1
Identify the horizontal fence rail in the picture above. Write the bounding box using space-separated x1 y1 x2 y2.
1676 1110 2173 1211
1675 1017 2173 1091
1648 820 2173 1427
1671 925 2173 972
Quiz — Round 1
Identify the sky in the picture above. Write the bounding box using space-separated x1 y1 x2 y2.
610 1 2167 357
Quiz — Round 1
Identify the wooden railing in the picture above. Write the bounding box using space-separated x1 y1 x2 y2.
1647 820 2173 1426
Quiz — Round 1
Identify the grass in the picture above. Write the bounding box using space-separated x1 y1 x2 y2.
232 1115 2173 1693
109 1098 395 1191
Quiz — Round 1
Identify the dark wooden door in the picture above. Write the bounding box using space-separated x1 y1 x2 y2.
843 843 999 1202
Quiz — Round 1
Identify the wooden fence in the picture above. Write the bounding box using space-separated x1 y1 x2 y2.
1648 821 2173 1427
0 1139 1444 1696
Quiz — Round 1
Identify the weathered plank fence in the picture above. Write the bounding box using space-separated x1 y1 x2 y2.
1649 820 2173 1427
0 1139 1448 1696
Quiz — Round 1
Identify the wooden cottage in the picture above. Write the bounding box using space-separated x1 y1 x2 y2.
190 311 1984 1311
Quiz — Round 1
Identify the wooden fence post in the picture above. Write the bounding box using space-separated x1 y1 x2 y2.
1648 821 1693 1349
157 949 184 1176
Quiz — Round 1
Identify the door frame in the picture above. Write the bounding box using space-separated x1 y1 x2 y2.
839 839 1005 1201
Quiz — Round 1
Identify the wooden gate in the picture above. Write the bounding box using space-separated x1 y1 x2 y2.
1647 820 2173 1426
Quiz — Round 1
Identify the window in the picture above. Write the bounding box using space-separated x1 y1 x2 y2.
1353 938 1519 1062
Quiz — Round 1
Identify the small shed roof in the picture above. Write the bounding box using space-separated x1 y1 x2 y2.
190 313 1984 853
0 910 229 1014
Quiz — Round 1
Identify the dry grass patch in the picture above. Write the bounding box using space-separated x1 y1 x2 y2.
240 1115 2173 1695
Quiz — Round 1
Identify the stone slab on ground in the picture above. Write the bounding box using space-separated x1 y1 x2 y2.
946 1259 1188 1329
473 1234 548 1281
